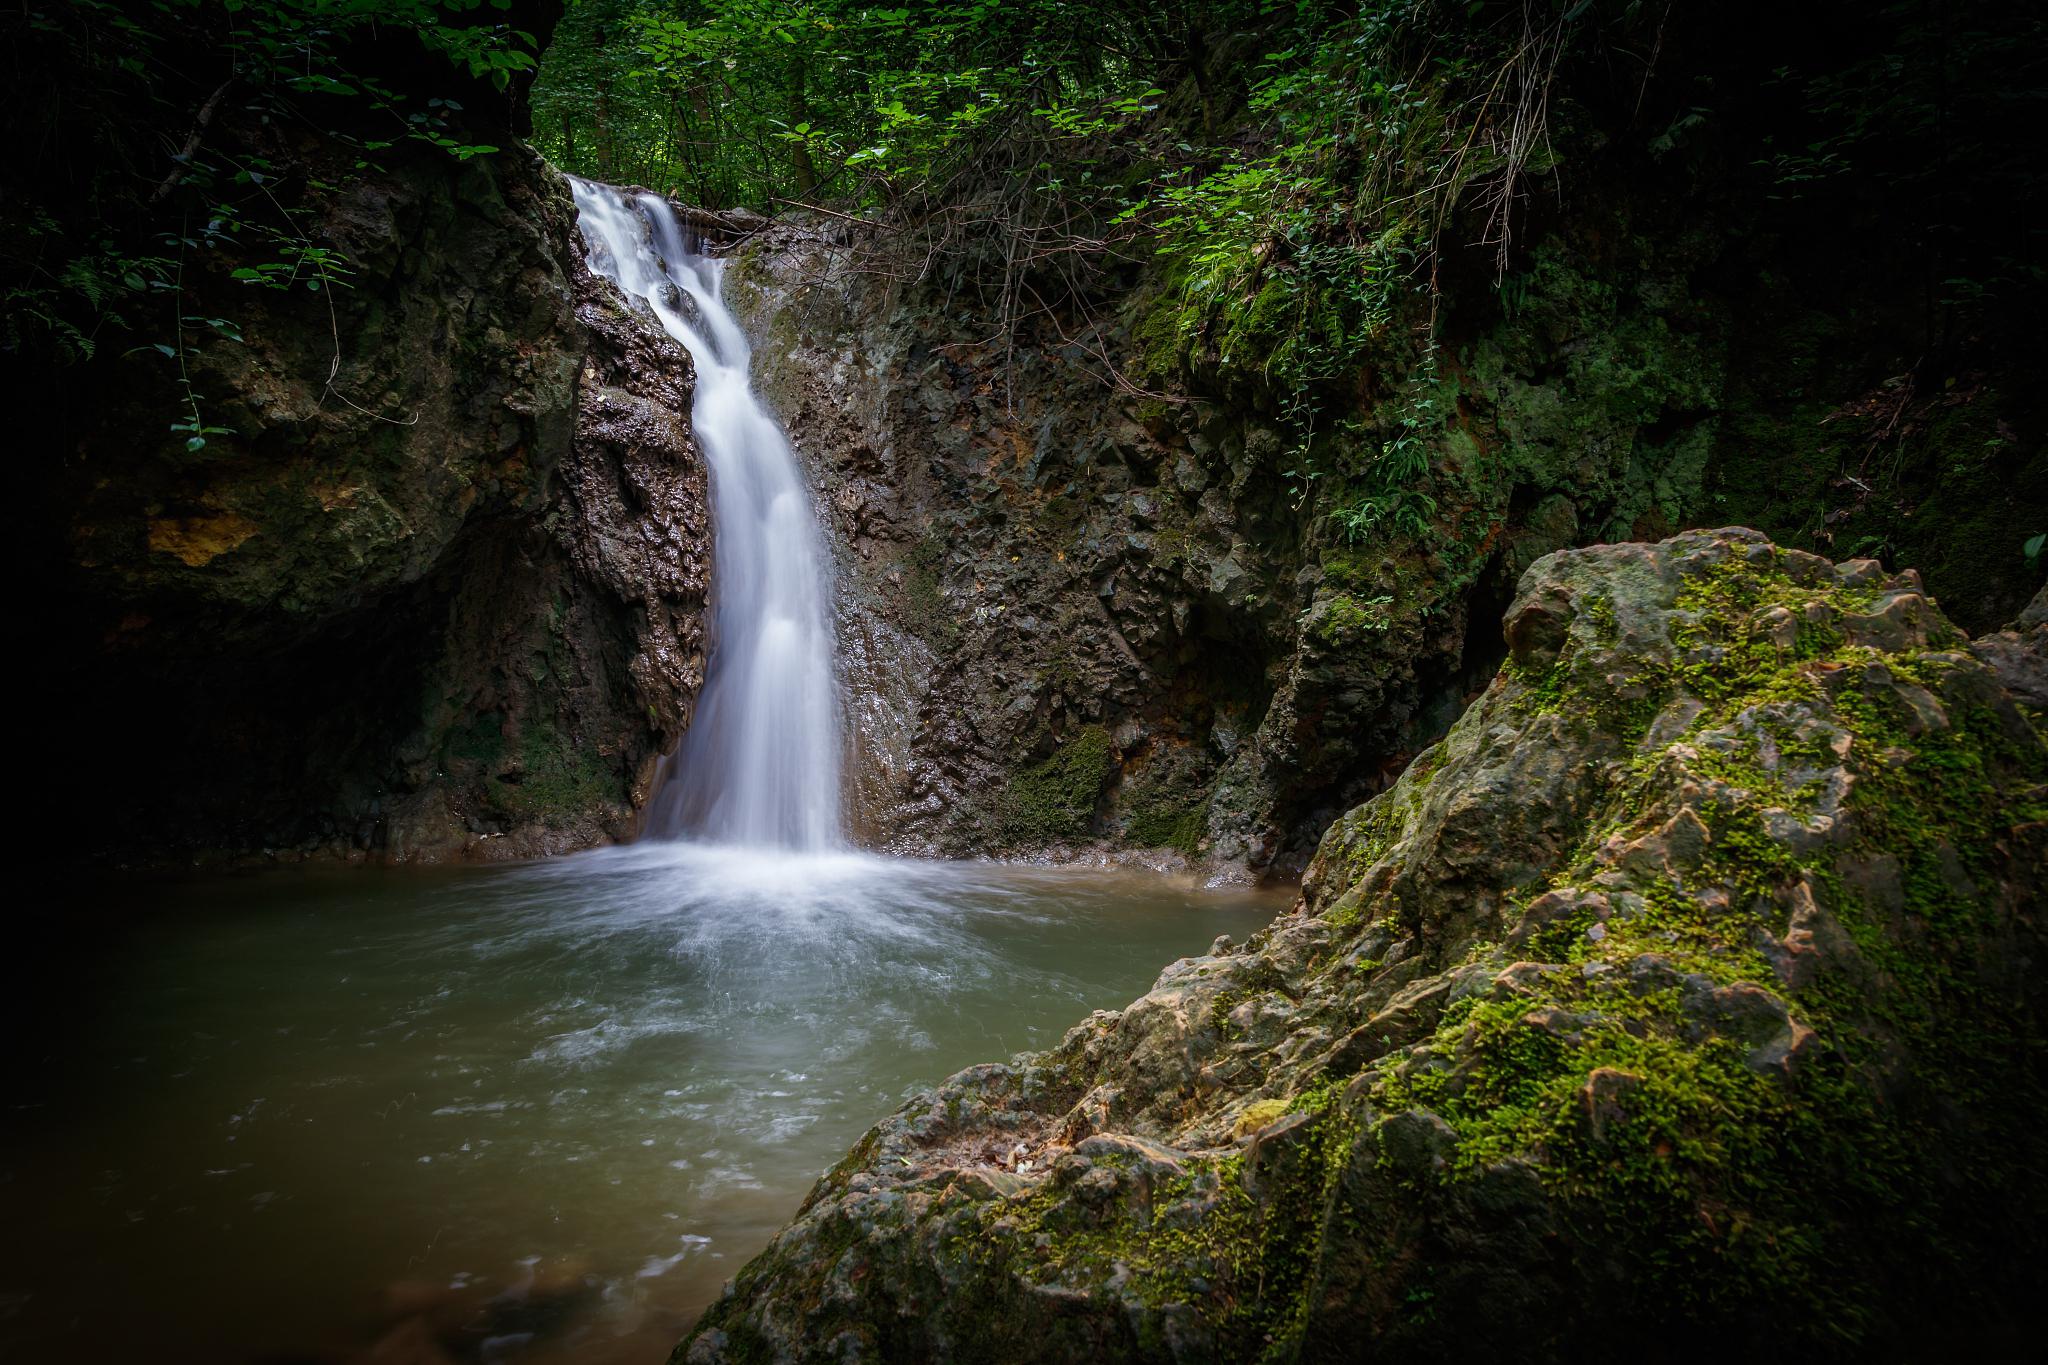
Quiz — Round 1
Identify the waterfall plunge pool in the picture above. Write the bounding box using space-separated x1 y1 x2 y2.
2 848 1284 1363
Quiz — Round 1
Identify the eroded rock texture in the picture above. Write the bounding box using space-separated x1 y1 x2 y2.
31 149 708 863
679 528 2047 1362
720 201 2043 881
721 230 1498 878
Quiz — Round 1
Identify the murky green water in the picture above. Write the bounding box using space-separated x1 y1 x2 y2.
1 846 1282 1363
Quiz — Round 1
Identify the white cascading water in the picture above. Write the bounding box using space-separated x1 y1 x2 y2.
568 177 841 851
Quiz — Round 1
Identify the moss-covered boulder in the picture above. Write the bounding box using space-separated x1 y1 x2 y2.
677 528 2046 1362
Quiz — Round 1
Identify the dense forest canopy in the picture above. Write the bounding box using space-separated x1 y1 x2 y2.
20 2 2045 348
525 0 2046 566
527 0 2047 312
5 0 2044 589
13 1 2045 388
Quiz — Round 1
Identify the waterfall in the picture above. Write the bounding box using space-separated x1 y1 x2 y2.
568 178 842 851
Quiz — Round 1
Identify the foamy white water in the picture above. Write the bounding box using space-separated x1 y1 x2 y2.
568 178 841 850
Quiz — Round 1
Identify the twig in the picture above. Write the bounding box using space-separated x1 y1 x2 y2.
150 77 236 207
220 150 419 427
770 196 875 230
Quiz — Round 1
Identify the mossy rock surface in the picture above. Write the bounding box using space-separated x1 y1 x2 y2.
677 529 2048 1363
998 725 1117 846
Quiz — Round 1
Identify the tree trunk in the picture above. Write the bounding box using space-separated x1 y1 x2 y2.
789 53 819 193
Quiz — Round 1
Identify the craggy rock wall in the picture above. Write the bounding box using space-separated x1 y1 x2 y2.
726 200 2043 882
725 231 1479 880
678 530 2048 1361
29 147 709 864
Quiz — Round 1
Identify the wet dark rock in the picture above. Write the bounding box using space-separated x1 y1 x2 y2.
1505 588 1575 668
1971 584 2048 716
32 145 709 865
718 221 1740 881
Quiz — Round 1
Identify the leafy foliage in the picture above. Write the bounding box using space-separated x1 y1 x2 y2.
526 0 2046 584
533 1 1209 210
526 1 1599 540
4 1 544 443
14 0 2041 588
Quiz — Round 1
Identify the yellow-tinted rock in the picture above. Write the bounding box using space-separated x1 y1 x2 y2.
145 510 258 566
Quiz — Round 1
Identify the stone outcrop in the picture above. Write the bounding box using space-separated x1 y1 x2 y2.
677 528 2048 1361
31 143 709 863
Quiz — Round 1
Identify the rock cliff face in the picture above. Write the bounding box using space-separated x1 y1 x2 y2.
30 146 709 863
723 230 1499 878
723 186 2043 881
678 529 2047 1361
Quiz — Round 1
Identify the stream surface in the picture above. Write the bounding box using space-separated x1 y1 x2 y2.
3 847 1282 1363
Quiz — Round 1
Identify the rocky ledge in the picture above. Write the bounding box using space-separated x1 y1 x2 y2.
679 528 2046 1361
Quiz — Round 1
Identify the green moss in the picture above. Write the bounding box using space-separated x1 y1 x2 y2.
1234 1097 1293 1137
1208 987 1252 1038
1116 742 1214 855
1303 590 1395 650
1124 262 1197 387
998 725 1115 845
1312 747 1442 921
691 538 2044 1361
1501 650 1573 713
1123 796 1208 855
442 709 505 767
976 542 2037 1357
1350 545 2048 1343
1316 546 1383 595
981 1079 1360 1360
489 724 618 820
898 531 961 653
1583 590 1620 645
